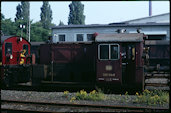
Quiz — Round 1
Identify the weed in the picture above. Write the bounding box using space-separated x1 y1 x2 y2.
63 90 69 98
134 90 169 105
74 89 105 101
70 97 76 102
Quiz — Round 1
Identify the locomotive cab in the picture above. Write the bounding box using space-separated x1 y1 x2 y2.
96 33 144 91
2 36 32 87
2 37 31 65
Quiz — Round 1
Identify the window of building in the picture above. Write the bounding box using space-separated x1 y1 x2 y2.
76 34 84 41
87 34 94 41
5 42 12 55
59 34 65 41
99 44 119 60
23 44 28 55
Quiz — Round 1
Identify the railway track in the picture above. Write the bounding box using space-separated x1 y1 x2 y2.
1 99 169 112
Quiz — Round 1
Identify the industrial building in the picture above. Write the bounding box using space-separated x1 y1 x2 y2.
51 13 170 43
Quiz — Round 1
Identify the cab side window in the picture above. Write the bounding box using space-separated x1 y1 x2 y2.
110 45 119 59
23 44 28 55
100 45 109 60
99 44 119 60
5 43 12 55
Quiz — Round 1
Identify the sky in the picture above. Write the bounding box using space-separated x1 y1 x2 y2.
1 1 170 25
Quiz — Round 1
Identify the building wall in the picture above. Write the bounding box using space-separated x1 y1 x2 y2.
52 24 170 43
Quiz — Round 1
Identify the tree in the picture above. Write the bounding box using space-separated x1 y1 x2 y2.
59 20 64 26
21 1 30 40
21 1 30 22
30 22 51 42
40 1 53 29
15 4 22 21
68 1 85 25
14 2 30 40
1 13 5 20
1 18 17 36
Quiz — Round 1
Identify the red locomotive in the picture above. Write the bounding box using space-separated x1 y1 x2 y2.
1 36 32 86
32 33 145 91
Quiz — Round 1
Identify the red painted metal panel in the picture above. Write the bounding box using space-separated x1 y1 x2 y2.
2 36 31 65
96 60 122 84
40 43 96 65
135 42 144 84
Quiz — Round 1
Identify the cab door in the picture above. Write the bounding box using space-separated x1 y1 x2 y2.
121 43 136 85
96 43 122 84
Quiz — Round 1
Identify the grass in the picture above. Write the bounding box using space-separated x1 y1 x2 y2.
62 89 169 106
134 89 169 105
62 89 106 102
75 89 106 101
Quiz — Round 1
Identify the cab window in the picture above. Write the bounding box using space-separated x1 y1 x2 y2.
110 45 119 59
23 44 28 55
99 44 119 60
100 45 109 60
5 43 12 55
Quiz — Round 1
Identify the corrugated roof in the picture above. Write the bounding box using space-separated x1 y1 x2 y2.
95 33 144 42
119 13 170 23
51 23 169 29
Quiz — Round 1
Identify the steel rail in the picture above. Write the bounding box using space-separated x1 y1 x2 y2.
1 99 169 112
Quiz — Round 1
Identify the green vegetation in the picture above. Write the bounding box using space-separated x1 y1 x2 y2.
1 1 54 42
109 90 169 106
134 89 169 105
63 89 106 102
62 89 169 106
40 1 53 29
68 1 85 25
1 1 87 41
75 89 105 101
59 20 65 26
14 2 30 40
63 90 69 98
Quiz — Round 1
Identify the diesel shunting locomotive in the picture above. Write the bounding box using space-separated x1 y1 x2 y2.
1 36 33 87
31 33 145 91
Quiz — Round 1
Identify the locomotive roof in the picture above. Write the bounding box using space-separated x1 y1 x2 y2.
1 36 31 45
95 33 144 42
1 35 13 44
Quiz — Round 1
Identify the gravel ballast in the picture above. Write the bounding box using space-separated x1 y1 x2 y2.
1 90 169 109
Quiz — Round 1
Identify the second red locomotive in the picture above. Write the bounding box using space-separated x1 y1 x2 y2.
1 36 32 86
